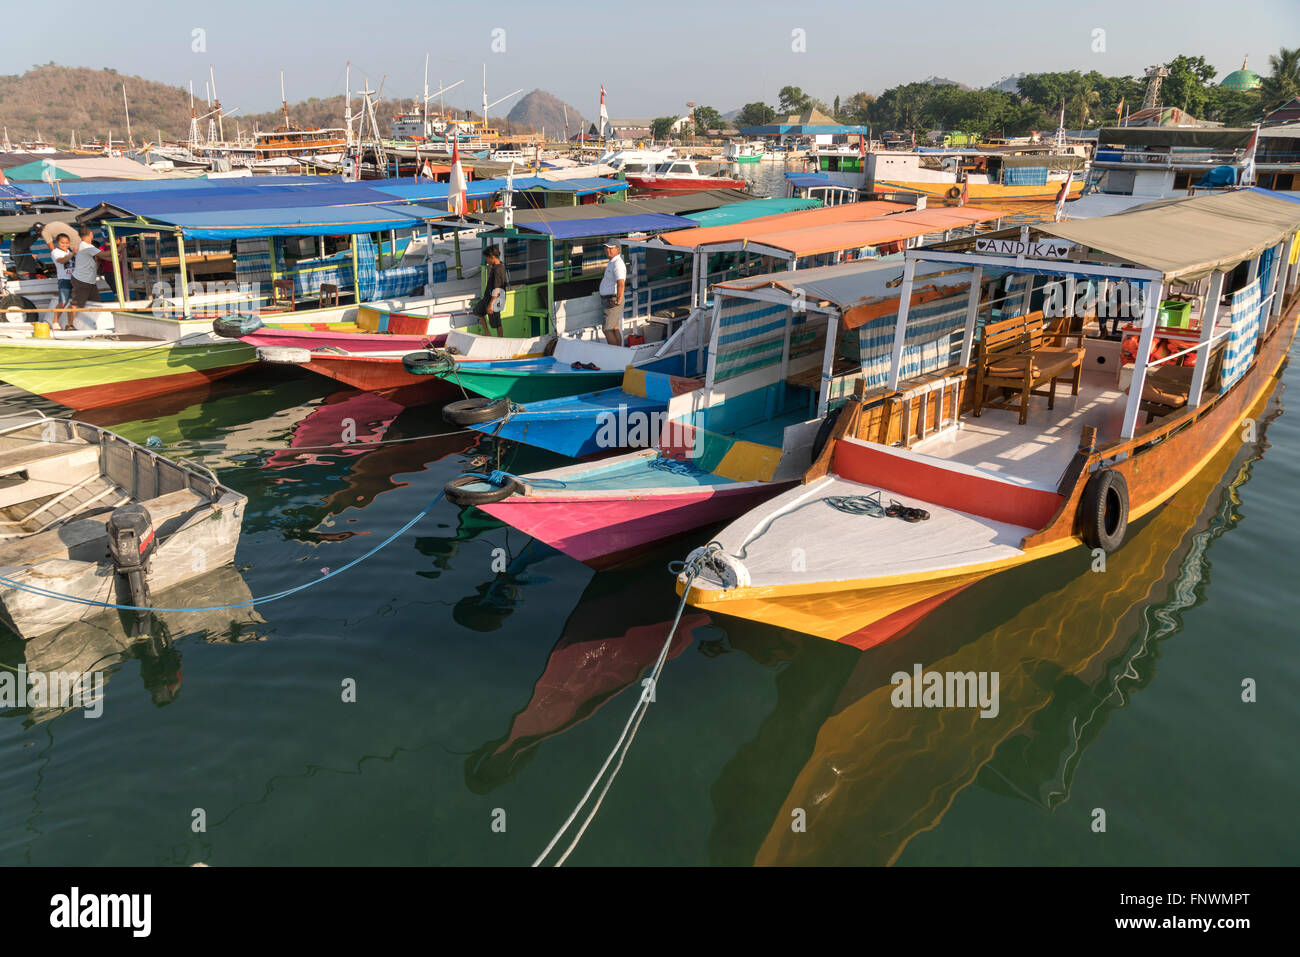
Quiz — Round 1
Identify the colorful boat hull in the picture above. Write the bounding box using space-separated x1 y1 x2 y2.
0 338 256 411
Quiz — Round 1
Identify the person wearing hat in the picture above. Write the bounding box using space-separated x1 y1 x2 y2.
599 240 626 346
471 245 508 337
10 223 48 277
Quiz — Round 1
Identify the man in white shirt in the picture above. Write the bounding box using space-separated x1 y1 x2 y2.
598 240 626 346
69 225 111 311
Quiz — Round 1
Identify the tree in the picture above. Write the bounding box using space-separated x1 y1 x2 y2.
650 116 679 140
1204 87 1262 126
1160 54 1217 117
1260 46 1300 112
777 85 812 115
833 94 841 120
737 102 775 127
692 105 722 133
839 91 875 125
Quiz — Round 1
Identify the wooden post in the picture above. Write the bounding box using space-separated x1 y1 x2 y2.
887 259 916 391
959 266 982 367
1187 271 1223 409
704 295 723 392
350 235 360 304
453 228 463 280
1121 278 1165 438
107 224 124 306
177 232 191 319
817 309 840 420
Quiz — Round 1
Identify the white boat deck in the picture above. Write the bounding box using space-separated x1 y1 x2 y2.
704 473 1034 590
910 371 1127 490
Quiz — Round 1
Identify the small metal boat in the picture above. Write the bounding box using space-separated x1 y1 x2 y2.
0 413 246 640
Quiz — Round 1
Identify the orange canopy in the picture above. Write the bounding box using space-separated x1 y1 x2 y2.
661 204 1002 257
660 200 911 249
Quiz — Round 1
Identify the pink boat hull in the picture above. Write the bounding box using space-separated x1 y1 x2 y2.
479 480 793 569
242 328 447 352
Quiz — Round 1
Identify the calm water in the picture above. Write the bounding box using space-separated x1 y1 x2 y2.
0 341 1297 866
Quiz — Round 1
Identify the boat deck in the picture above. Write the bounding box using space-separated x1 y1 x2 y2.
704 473 1035 589
910 371 1127 490
523 450 737 495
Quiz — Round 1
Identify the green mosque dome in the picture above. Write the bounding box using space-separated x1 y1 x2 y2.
1220 58 1262 91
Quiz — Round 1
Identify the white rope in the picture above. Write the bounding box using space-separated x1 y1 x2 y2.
532 545 719 866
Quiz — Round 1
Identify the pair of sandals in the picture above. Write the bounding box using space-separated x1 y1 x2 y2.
887 500 930 523
570 361 600 370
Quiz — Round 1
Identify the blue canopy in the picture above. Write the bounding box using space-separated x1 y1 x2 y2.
110 203 447 240
86 182 437 215
784 172 836 189
1249 186 1300 205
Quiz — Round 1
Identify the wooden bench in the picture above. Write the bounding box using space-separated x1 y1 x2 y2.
973 312 1085 425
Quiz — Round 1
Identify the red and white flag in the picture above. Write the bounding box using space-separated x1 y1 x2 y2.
1054 173 1072 222
1243 126 1259 185
419 161 434 181
447 126 467 216
859 133 866 158
959 177 968 206
599 85 609 139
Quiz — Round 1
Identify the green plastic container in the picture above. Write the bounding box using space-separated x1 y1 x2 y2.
1158 300 1192 329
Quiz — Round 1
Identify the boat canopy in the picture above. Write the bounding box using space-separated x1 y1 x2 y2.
683 197 822 227
1096 126 1256 149
662 205 1001 256
1037 188 1300 281
105 202 447 240
784 172 838 190
660 201 914 248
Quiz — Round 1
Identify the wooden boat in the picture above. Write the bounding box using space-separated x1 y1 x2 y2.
750 380 1280 863
465 259 981 567
681 189 1300 642
0 413 247 640
626 159 746 196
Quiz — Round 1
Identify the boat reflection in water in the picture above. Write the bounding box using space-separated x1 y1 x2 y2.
0 565 263 725
733 377 1283 866
464 544 707 792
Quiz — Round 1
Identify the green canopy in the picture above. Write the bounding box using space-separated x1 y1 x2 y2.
684 197 823 227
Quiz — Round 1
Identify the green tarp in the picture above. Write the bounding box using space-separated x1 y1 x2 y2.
684 197 822 227
1096 126 1256 149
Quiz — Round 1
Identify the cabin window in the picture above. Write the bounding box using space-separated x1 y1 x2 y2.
669 164 692 174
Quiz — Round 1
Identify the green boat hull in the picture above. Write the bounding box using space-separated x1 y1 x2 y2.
438 366 624 403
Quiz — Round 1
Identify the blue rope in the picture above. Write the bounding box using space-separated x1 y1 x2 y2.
0 491 443 613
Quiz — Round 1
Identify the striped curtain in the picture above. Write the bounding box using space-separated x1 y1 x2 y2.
713 298 807 381
857 288 969 389
1222 279 1261 390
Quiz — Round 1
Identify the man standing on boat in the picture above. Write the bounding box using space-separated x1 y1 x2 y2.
599 240 626 346
472 245 508 336
68 225 112 314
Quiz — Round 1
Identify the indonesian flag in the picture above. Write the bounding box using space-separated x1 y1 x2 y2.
859 133 866 157
419 161 434 181
1115 97 1124 117
1054 173 1072 222
447 126 467 216
1242 126 1259 185
959 177 968 206
599 85 608 138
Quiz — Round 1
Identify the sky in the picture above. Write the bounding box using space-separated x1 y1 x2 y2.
2 0 1296 120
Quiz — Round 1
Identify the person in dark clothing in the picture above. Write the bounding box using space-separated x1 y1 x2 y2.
10 224 49 277
472 245 508 336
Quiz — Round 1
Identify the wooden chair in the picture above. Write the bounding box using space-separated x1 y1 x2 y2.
259 279 296 315
973 312 1085 425
319 283 339 307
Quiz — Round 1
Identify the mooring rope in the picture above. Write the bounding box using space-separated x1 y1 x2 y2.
532 542 725 867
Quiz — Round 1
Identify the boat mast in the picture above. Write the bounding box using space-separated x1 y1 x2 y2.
281 69 291 131
423 54 429 139
122 83 133 147
209 66 224 142
344 62 354 151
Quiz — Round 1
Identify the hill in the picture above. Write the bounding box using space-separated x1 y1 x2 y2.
506 89 584 138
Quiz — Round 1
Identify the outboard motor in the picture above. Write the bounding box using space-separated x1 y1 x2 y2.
107 504 156 636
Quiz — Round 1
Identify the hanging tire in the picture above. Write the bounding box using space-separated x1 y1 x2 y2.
403 349 456 376
1079 468 1129 552
0 294 36 323
442 396 510 425
212 315 264 338
444 473 522 506
947 186 962 200
810 406 842 463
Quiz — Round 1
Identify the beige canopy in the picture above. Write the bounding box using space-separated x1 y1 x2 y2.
1040 190 1300 282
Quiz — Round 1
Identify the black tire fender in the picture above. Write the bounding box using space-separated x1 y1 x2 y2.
947 186 962 200
1 294 37 322
1079 468 1129 552
444 473 523 506
212 315 264 338
442 396 510 425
